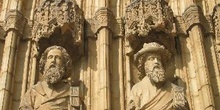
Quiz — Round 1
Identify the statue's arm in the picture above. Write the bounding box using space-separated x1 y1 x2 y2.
127 87 139 110
19 89 34 110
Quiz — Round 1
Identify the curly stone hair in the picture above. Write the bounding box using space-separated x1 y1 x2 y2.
39 46 72 79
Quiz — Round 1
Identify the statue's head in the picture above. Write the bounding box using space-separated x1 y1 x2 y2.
39 46 72 84
134 42 171 84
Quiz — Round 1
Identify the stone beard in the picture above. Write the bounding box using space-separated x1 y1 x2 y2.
43 65 65 84
146 65 166 84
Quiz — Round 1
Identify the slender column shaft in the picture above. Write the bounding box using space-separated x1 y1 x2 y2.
0 30 20 110
98 28 111 110
188 25 215 109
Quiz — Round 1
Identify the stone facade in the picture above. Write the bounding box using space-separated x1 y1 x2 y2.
0 0 220 110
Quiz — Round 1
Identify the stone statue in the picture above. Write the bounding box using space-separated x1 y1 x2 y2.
19 46 72 110
127 42 189 110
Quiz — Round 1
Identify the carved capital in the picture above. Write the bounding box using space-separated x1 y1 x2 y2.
182 4 205 32
93 7 115 34
3 10 27 37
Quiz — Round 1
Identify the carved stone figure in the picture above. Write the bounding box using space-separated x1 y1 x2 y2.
19 46 72 110
127 42 188 110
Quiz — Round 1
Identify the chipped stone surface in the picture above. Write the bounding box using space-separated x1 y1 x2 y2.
0 0 220 110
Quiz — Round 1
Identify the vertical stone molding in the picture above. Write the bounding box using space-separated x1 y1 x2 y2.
182 4 215 110
0 10 26 110
93 7 114 110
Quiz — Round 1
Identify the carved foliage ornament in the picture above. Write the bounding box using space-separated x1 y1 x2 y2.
212 4 220 73
125 0 174 40
33 0 84 45
213 4 220 44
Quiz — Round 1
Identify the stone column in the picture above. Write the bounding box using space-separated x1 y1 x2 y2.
0 10 26 110
183 4 215 110
94 7 113 110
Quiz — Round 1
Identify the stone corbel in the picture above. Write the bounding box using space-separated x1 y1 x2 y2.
3 10 27 38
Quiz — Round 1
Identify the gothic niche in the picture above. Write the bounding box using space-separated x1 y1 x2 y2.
125 0 176 82
27 0 84 109
32 0 84 59
125 0 189 109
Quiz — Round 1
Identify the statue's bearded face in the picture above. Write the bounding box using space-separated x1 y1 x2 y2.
43 49 65 84
144 53 166 84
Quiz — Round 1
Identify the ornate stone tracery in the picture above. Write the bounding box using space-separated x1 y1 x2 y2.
125 0 175 54
32 0 84 57
213 3 220 73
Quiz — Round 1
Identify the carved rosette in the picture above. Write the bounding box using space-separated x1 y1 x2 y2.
125 0 174 40
32 0 84 58
32 0 84 45
3 10 27 37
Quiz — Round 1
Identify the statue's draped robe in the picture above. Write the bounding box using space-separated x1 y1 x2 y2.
19 81 70 110
128 77 187 110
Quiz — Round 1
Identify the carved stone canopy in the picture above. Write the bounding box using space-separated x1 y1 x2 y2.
213 3 220 44
32 0 84 59
125 0 175 55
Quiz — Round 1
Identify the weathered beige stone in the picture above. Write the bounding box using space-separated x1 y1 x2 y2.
1 0 220 109
19 46 82 110
127 42 188 110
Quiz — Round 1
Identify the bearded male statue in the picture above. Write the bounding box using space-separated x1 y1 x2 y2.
19 46 72 110
127 42 189 110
